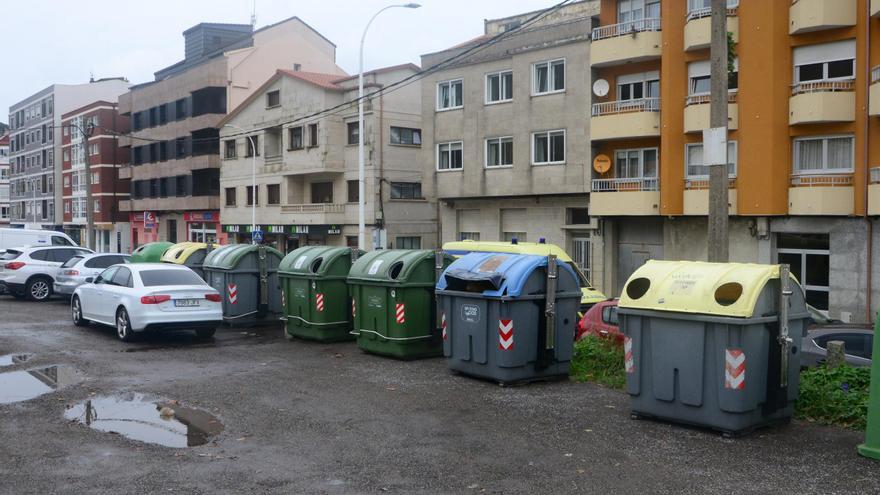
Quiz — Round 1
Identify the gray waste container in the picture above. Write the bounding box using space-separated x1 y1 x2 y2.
436 252 582 385
618 260 812 436
202 244 284 325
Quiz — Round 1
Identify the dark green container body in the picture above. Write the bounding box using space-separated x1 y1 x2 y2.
202 244 284 325
347 250 453 360
130 242 174 263
279 246 362 342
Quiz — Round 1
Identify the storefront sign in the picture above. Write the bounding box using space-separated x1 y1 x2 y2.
222 224 342 236
143 211 156 229
184 211 217 222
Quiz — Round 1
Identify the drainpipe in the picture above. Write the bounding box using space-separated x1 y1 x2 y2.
378 84 386 234
866 0 874 323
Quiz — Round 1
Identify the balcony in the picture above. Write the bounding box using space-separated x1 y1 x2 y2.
590 178 660 216
118 166 132 180
120 196 220 212
788 174 854 215
871 67 880 117
682 178 738 215
790 0 856 35
591 19 662 67
684 7 739 52
591 98 661 141
789 81 855 125
684 93 738 133
873 0 880 17
869 168 880 215
279 203 346 224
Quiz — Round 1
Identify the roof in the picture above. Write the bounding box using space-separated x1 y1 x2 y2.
0 134 9 146
332 63 421 84
182 22 252 35
254 15 337 48
61 100 118 120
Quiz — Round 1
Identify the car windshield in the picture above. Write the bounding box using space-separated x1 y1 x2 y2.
61 256 84 268
1 250 21 261
139 269 205 287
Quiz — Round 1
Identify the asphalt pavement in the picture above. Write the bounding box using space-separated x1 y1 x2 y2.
0 296 878 494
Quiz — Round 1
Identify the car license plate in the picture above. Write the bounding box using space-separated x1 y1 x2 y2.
174 299 199 307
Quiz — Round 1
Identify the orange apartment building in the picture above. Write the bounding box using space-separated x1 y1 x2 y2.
587 0 880 323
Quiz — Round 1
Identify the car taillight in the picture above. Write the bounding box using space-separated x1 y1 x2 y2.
140 295 171 305
204 293 221 302
4 262 25 270
63 269 80 276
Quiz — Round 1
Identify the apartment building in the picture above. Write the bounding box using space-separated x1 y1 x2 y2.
6 79 131 231
420 1 599 278
0 132 9 225
60 101 131 252
588 0 880 323
118 18 345 248
218 65 434 251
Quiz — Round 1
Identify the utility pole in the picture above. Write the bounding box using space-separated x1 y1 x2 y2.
707 0 729 262
83 121 95 250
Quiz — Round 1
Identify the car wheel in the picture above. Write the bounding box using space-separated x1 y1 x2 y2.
71 296 89 327
195 328 216 339
116 307 134 342
26 277 52 301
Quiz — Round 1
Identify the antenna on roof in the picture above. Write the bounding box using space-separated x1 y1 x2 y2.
251 0 257 28
89 71 95 83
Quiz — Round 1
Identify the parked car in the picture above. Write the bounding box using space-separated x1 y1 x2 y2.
54 253 132 296
0 228 77 250
71 263 223 342
576 299 623 344
801 325 873 367
0 246 94 301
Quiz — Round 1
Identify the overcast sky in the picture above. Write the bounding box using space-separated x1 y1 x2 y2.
1 0 556 120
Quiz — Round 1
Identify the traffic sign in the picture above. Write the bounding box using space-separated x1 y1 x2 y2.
252 229 264 243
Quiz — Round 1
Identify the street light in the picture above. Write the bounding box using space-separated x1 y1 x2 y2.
224 124 257 244
358 2 421 250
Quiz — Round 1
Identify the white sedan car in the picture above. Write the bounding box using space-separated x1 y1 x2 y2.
71 263 223 342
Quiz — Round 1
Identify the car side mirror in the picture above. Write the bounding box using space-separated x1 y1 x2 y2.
89 277 98 284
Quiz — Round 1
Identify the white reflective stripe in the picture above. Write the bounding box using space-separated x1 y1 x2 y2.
355 328 433 341
285 315 349 327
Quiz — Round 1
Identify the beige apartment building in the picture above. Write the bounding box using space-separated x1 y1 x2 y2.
118 17 345 247
218 64 435 251
420 1 599 280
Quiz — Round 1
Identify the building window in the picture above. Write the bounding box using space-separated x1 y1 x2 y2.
793 40 856 84
459 232 480 241
533 59 565 95
91 172 100 185
437 141 463 171
308 124 318 147
485 137 513 167
266 90 280 107
225 187 237 207
685 141 737 178
347 122 360 145
64 201 70 214
437 79 463 110
532 130 565 165
396 236 421 249
567 208 590 225
63 150 70 162
93 199 101 213
390 182 422 200
89 143 99 156
486 70 513 103
793 135 854 174
571 235 591 279
246 185 259 206
618 71 660 102
688 60 737 97
347 180 359 203
267 184 280 205
63 126 69 137
390 126 421 146
777 234 829 311
615 148 658 179
245 135 260 157
311 182 334 203
175 138 187 159
619 0 661 23
175 98 187 120
224 140 236 159
289 126 303 150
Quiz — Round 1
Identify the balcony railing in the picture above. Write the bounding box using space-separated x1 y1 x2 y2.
871 167 880 184
789 173 854 187
685 92 738 106
872 66 880 84
591 18 661 41
280 203 345 214
592 177 659 192
592 97 661 117
684 177 737 189
686 5 739 21
791 80 855 96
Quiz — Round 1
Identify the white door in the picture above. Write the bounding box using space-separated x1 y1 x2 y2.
85 266 118 322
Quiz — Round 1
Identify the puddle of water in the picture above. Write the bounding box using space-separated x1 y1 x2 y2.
0 354 33 367
64 393 224 448
0 366 79 404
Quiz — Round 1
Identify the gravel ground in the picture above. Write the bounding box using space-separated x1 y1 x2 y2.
0 296 877 494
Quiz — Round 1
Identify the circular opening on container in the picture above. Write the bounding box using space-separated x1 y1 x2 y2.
714 282 743 306
563 318 570 326
791 346 798 355
310 257 324 274
625 277 651 300
388 261 404 280
175 250 185 260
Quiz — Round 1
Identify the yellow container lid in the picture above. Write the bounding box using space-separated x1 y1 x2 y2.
618 260 796 318
160 242 218 264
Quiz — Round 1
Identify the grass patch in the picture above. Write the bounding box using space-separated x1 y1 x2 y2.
570 336 626 390
795 364 871 430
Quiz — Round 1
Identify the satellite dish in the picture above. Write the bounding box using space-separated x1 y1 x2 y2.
592 79 610 97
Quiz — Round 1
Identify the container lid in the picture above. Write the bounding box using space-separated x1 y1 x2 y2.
203 244 283 269
130 242 174 262
347 249 452 285
436 252 578 298
618 260 798 318
279 246 362 277
160 242 218 264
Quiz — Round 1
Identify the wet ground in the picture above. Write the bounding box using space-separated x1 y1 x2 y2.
0 297 878 494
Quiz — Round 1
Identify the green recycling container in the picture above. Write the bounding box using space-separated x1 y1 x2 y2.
279 246 363 342
202 244 284 325
130 242 174 263
348 250 454 360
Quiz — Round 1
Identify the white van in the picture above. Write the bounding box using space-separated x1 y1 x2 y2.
0 228 77 250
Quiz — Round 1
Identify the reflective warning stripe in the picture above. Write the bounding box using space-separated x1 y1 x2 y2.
441 312 448 341
227 283 238 304
724 348 746 390
352 299 356 318
395 303 405 324
498 319 513 350
624 336 634 374
316 293 325 312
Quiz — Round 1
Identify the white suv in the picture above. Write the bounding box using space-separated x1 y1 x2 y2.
0 246 94 301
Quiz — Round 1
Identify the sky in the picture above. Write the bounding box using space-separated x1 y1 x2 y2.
1 0 557 120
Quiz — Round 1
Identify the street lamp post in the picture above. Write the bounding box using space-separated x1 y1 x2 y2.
358 2 420 250
224 124 257 244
